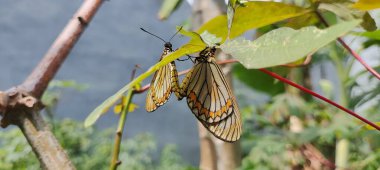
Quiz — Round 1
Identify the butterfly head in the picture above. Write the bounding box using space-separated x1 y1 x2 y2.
196 46 217 62
164 42 173 49
200 46 216 57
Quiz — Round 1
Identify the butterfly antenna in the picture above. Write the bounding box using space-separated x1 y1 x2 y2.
169 26 183 42
140 28 166 43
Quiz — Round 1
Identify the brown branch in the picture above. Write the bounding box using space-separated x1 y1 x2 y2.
0 0 104 169
20 0 103 98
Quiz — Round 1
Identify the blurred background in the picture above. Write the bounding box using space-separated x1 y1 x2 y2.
0 0 380 169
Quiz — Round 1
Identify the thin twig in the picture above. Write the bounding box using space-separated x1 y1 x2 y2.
109 89 134 170
315 11 380 80
110 66 139 170
258 68 380 131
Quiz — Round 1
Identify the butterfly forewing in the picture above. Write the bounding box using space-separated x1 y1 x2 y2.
186 56 235 123
145 47 174 112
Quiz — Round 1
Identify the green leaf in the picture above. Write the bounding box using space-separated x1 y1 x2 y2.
318 3 355 20
233 64 285 95
283 13 319 29
178 27 205 46
314 3 376 31
221 20 361 69
227 0 245 39
200 31 222 46
179 28 220 46
157 0 182 20
353 30 380 40
195 1 310 43
85 43 204 127
361 12 377 31
227 0 235 39
352 0 380 10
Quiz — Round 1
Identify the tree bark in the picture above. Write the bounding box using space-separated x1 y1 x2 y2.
192 0 241 169
0 0 104 169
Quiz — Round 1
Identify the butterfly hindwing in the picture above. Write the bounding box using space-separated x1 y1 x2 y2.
201 103 242 142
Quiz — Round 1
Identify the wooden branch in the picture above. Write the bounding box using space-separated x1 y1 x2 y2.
198 123 217 170
20 0 103 98
0 0 104 169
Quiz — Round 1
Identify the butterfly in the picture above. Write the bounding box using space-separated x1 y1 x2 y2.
141 28 181 112
178 46 242 142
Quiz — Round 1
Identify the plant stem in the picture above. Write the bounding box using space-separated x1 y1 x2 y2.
315 11 380 81
330 43 350 169
110 89 134 170
258 68 380 131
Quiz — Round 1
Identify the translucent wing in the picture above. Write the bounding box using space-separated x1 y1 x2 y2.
183 47 242 142
145 88 158 112
186 60 236 123
201 103 242 142
150 63 173 105
145 48 173 112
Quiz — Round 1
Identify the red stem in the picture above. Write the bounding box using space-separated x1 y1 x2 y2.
259 68 380 131
315 11 380 80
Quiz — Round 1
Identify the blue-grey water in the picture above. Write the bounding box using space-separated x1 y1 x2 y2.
0 0 203 165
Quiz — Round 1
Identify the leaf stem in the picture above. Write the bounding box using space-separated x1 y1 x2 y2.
109 88 135 170
315 11 380 80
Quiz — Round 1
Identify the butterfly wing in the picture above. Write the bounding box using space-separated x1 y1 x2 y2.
184 54 242 142
145 48 173 112
150 63 173 106
186 60 236 123
145 87 158 112
201 103 242 142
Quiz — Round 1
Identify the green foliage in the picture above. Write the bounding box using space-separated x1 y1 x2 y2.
354 30 380 40
233 64 285 96
0 129 39 170
351 0 380 10
158 0 182 20
0 119 195 170
197 1 310 42
157 145 198 170
239 93 380 169
221 20 361 68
